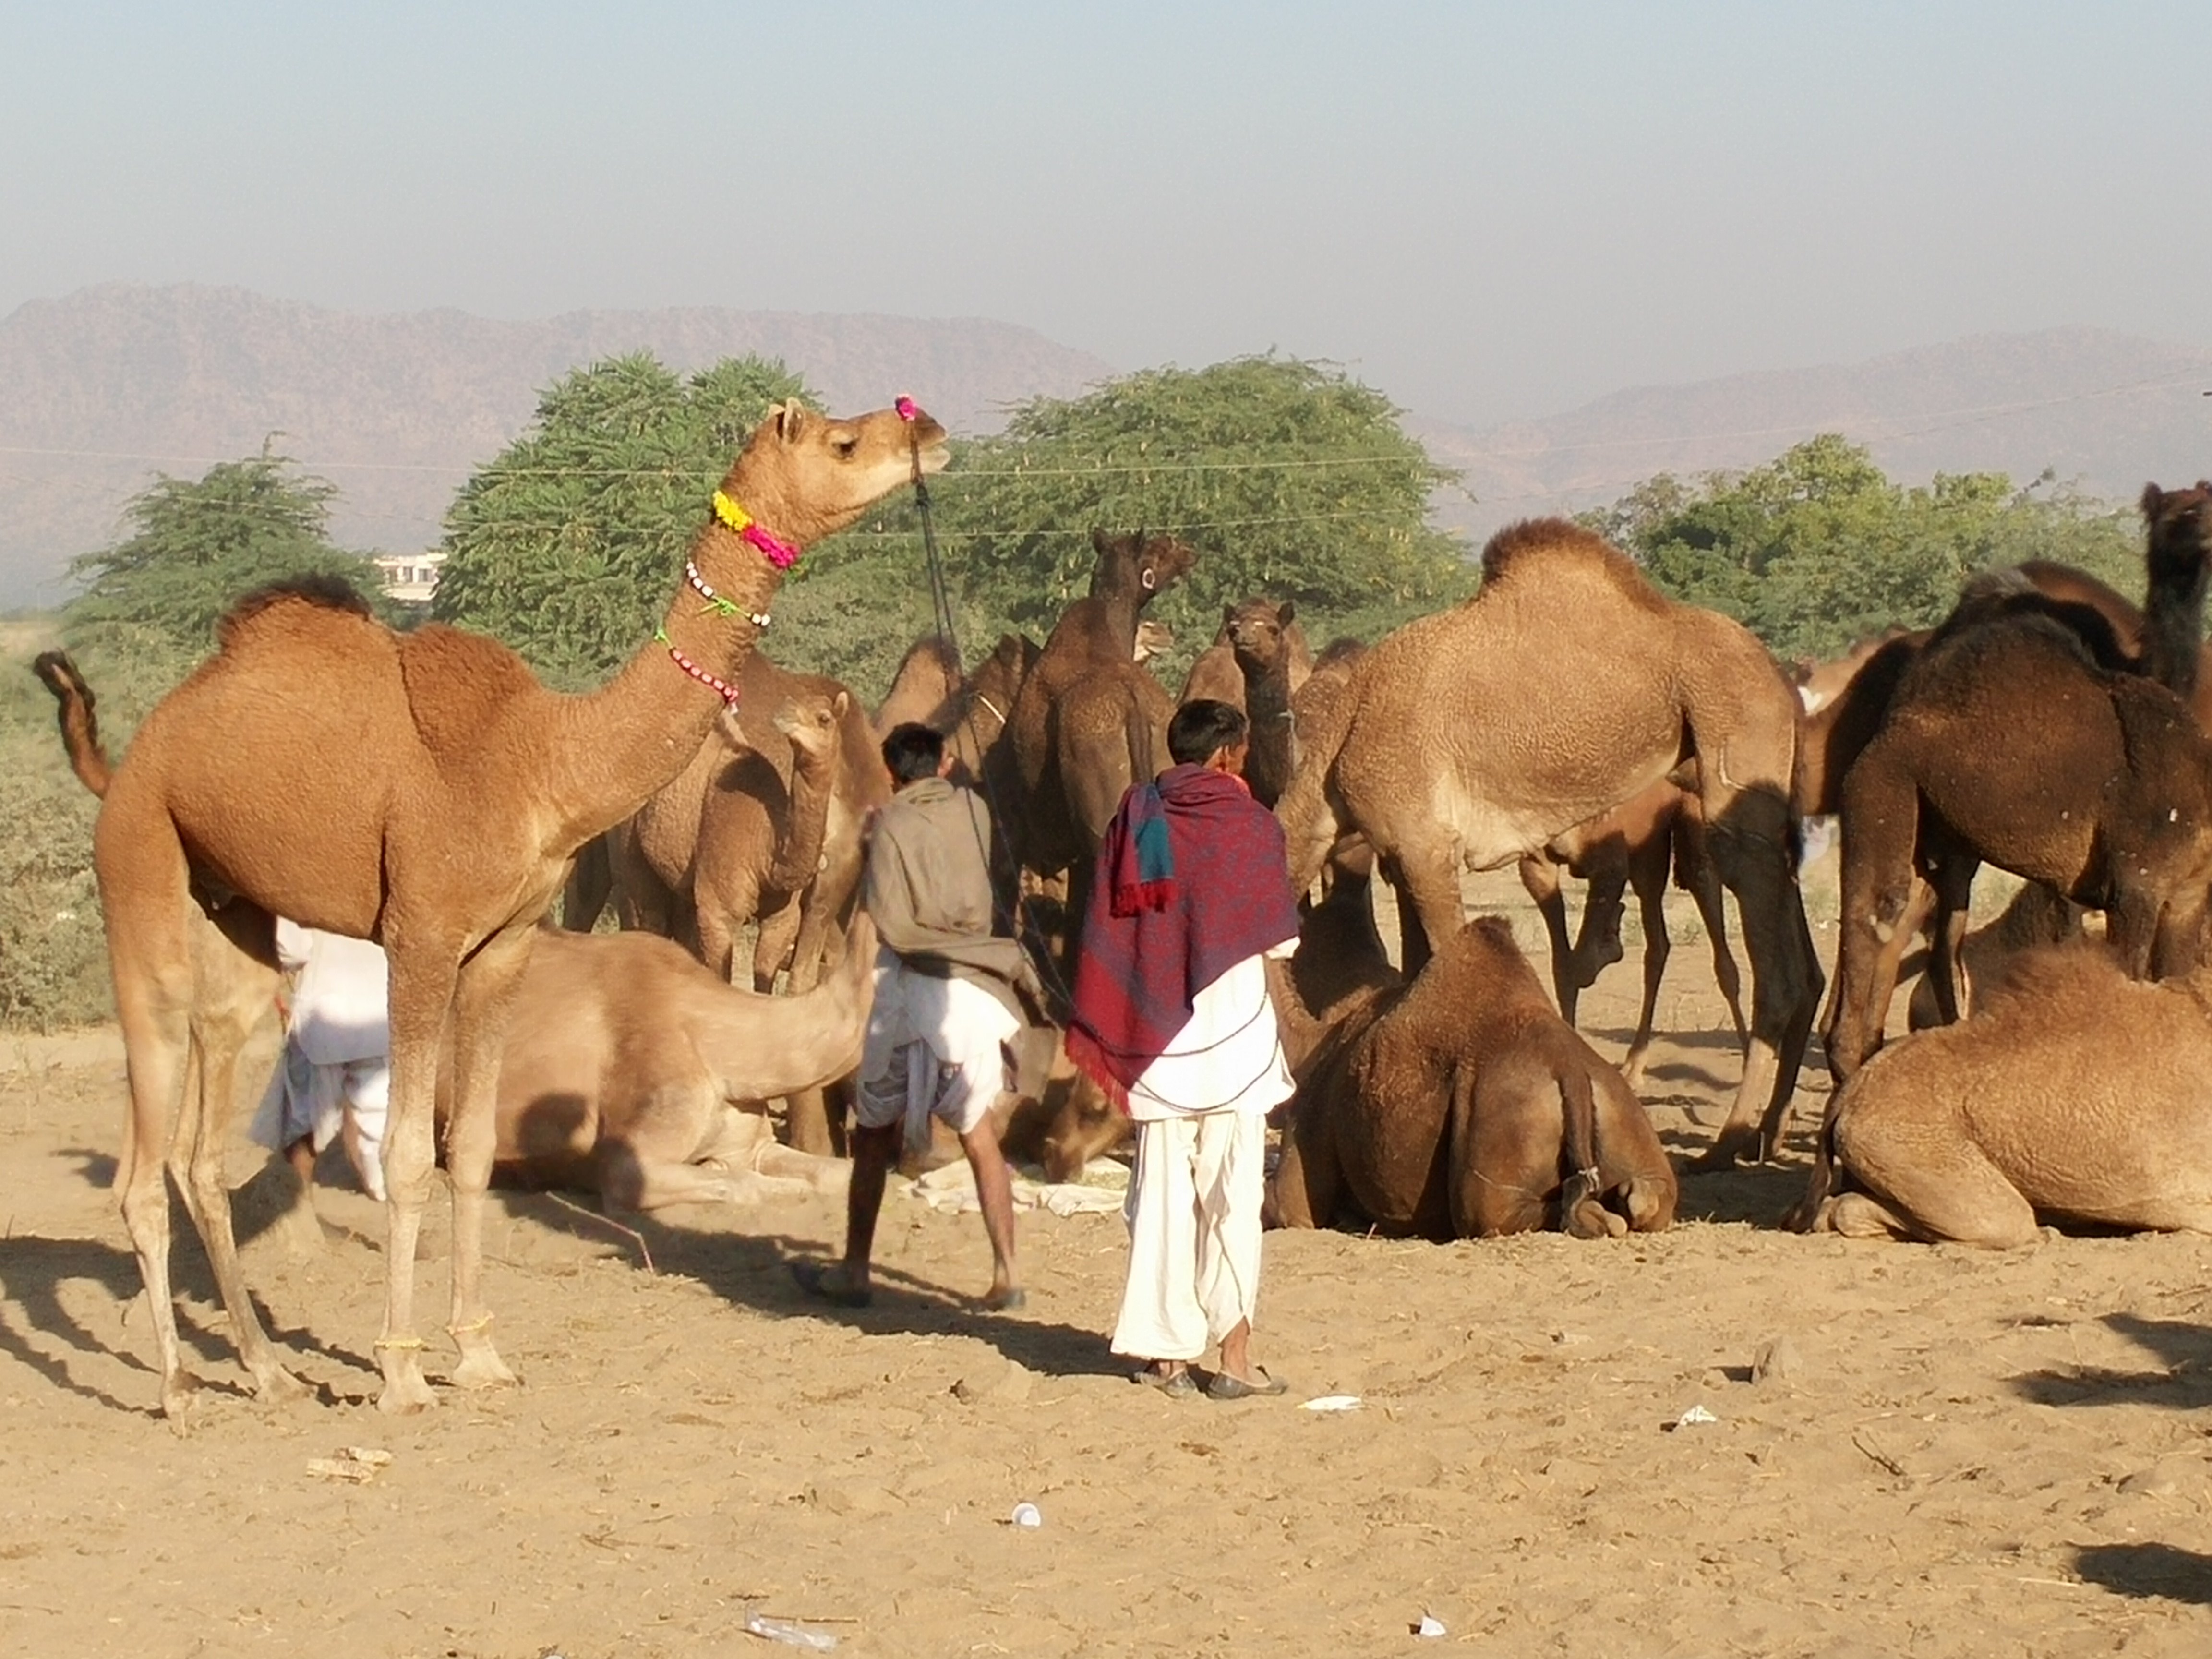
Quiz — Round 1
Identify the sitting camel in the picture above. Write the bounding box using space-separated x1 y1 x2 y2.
1827 485 2212 1079
692 685 848 990
1516 779 1746 1091
483 916 873 1210
1277 517 1819 1167
1798 943 2212 1244
1007 529 1197 984
1272 916 1678 1239
38 397 943 1415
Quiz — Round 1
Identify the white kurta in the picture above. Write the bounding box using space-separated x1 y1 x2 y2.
250 922 392 1201
855 948 1020 1155
1110 948 1294 1362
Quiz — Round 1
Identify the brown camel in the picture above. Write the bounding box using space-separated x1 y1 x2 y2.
50 397 943 1416
1179 623 1246 709
1900 879 2082 1031
1826 485 2212 1081
1271 916 1678 1239
1798 943 2212 1244
1007 529 1197 982
692 684 848 990
1224 599 1310 809
1276 518 1819 1167
1516 779 1747 1091
482 915 873 1211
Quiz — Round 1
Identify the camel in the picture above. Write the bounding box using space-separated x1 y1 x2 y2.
1271 916 1678 1239
1276 518 1819 1167
1900 879 2082 1032
1179 624 1245 709
1176 601 1310 806
1516 779 1747 1090
1825 485 2212 1081
1006 529 1197 984
482 915 874 1210
1798 943 2212 1245
692 684 848 990
48 397 944 1416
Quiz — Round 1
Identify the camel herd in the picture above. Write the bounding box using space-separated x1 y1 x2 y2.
25 392 2212 1419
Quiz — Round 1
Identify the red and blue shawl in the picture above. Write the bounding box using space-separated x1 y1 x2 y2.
1065 763 1301 1106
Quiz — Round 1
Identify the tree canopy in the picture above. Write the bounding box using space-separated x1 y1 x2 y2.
433 352 817 689
434 350 1474 697
64 448 385 659
1582 434 2143 663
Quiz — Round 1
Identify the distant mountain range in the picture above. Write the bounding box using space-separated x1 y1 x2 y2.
1 285 2206 607
0 283 1116 605
1419 326 2212 543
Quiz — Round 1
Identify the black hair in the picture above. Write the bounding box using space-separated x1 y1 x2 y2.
880 721 947 786
1168 699 1248 767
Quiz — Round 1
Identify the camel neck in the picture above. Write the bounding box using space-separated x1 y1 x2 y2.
768 739 840 894
550 506 798 847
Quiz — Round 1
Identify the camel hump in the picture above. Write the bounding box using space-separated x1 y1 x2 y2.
215 574 376 648
397 622 545 755
1479 518 1669 613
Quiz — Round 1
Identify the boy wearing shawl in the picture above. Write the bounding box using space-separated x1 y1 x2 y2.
1068 699 1302 1399
799 722 1033 1311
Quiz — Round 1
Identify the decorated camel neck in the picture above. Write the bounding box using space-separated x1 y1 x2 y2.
551 466 823 848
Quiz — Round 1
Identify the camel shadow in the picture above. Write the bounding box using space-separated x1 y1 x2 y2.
1665 1155 1808 1228
2072 1542 2212 1604
1587 1026 1745 1055
1637 1059 1734 1091
2007 1314 2212 1409
487 1191 1127 1382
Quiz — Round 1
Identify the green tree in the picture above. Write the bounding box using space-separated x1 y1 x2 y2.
433 353 817 689
1584 436 2141 663
65 447 385 659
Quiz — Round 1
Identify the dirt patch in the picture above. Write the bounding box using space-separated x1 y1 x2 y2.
4 869 2211 1657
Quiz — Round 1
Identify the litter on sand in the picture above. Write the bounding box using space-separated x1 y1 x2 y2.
1010 1502 1043 1527
907 1159 1126 1217
744 1613 839 1651
1299 1395 1364 1412
1416 1613 1448 1637
1673 1404 1720 1429
305 1446 393 1483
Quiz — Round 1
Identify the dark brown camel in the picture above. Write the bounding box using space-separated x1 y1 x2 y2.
1826 484 2212 1081
1271 916 1678 1239
1006 529 1197 985
35 400 943 1415
1277 518 1819 1168
1517 779 1746 1091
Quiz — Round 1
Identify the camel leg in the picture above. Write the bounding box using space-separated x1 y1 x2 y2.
1694 808 1818 1169
443 928 533 1394
694 897 742 986
1387 849 1461 981
170 904 305 1406
2149 886 2209 980
1518 855 1579 1021
1682 841 1748 1051
374 941 459 1414
1829 1110 2040 1248
1620 852 1671 1092
1921 854 1977 1026
1823 756 1921 1087
751 901 803 992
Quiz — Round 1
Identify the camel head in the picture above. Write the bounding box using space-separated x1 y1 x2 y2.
717 400 950 550
1087 529 1199 610
772 687 851 766
1132 618 1173 665
1225 598 1295 673
2143 480 2212 574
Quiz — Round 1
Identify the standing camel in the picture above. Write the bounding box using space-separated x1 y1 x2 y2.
60 398 944 1416
1276 518 1819 1168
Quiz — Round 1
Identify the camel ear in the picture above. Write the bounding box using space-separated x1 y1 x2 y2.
2142 481 2165 518
1223 604 1237 626
831 690 850 720
774 403 807 445
1090 527 1112 555
1278 601 1296 625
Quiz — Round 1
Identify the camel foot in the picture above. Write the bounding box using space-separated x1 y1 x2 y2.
1689 1126 1764 1172
158 1370 205 1423
451 1341 519 1392
375 1353 438 1415
251 1362 313 1407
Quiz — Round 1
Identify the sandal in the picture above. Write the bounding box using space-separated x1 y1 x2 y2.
1205 1366 1288 1400
1130 1365 1197 1399
791 1260 873 1309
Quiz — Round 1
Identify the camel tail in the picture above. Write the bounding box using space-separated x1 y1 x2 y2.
1556 1061 1606 1238
31 650 112 798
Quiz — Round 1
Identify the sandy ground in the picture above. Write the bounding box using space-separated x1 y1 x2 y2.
5 867 2212 1659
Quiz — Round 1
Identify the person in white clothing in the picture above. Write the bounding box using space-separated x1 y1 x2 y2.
249 919 391 1204
1068 699 1303 1400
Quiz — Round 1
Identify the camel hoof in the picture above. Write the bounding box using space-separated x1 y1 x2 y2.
254 1364 313 1406
159 1370 205 1424
1689 1129 1760 1172
452 1346 520 1392
375 1359 438 1415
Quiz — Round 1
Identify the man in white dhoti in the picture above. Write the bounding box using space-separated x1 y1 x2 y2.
1068 700 1303 1400
249 918 391 1204
796 722 1035 1311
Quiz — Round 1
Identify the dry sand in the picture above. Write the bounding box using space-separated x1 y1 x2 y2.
4 869 2212 1658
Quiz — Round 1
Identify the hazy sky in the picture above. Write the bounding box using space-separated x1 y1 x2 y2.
4 1 2206 429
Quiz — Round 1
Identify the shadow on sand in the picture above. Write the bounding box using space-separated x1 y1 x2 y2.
2073 1542 2212 1605
2007 1313 2212 1411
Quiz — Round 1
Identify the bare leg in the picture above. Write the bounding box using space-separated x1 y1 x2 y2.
839 1121 900 1292
960 1112 1023 1309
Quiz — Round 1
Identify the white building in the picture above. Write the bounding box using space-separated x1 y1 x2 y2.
372 550 447 605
